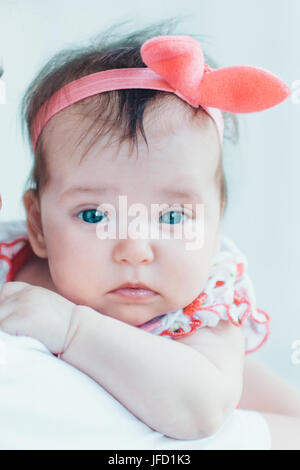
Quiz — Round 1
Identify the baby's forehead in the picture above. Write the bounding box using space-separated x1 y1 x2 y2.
43 94 217 149
42 95 220 186
139 95 212 140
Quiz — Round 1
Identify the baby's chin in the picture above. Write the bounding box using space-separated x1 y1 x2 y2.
94 300 169 327
88 291 191 327
100 310 161 327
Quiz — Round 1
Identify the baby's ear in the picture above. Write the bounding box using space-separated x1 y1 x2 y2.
23 189 48 259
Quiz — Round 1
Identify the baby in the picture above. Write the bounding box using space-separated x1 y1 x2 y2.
0 23 299 448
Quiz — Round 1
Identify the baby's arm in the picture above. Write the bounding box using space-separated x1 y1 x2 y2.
60 305 245 440
239 357 300 450
240 356 300 416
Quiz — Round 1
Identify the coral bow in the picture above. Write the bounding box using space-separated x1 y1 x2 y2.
140 35 291 112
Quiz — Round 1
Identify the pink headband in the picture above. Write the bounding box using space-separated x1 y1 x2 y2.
30 35 291 152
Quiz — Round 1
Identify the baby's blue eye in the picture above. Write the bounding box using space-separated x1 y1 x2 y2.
77 209 107 224
159 210 186 225
77 209 186 225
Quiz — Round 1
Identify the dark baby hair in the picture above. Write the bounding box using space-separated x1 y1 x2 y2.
21 18 239 216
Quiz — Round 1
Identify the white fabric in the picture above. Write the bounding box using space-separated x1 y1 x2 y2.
0 219 272 450
0 330 271 450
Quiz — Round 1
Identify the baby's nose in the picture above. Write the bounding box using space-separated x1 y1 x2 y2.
113 238 154 265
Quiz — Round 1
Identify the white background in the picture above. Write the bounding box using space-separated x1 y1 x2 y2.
0 0 299 388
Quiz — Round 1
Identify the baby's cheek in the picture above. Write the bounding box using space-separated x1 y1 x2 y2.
45 234 105 305
179 241 217 303
185 260 211 302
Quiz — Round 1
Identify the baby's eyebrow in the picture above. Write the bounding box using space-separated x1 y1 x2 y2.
59 185 203 203
157 188 203 202
59 186 118 202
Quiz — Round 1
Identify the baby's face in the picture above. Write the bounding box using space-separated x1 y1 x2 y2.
36 101 222 326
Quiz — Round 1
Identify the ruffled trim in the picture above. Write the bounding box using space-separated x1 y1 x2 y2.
139 235 271 354
0 237 31 282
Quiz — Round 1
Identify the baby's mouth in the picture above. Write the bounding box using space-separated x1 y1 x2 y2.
108 286 158 301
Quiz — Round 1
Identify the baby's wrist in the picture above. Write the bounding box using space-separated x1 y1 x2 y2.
58 305 106 370
58 304 101 361
59 304 84 359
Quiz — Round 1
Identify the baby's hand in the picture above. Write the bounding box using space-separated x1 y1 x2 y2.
0 281 75 355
